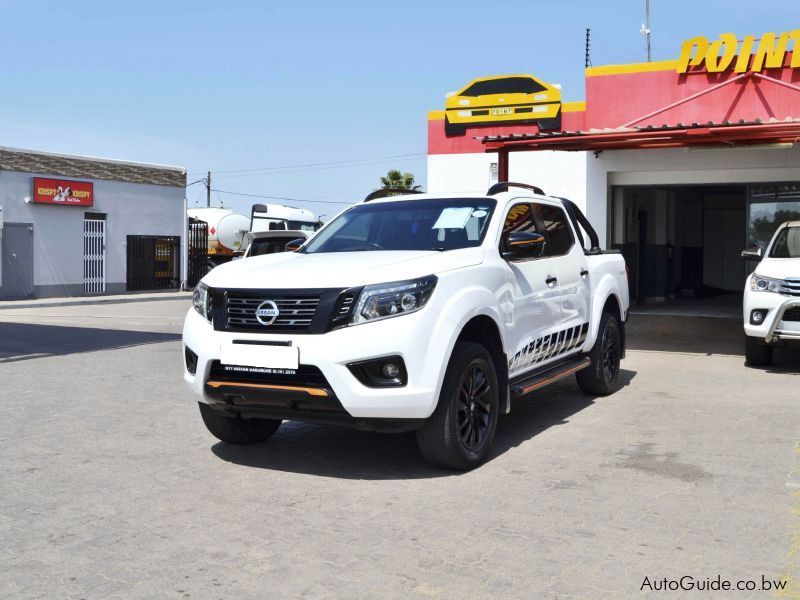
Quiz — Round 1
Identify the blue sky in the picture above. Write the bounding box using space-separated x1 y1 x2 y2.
0 1 792 217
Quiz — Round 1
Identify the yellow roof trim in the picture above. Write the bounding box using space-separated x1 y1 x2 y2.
586 60 678 77
428 110 446 121
562 101 586 113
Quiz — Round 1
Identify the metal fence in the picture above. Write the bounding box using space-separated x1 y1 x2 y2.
187 218 208 288
126 235 181 291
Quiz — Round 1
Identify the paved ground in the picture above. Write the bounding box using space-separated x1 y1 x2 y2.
1 299 799 599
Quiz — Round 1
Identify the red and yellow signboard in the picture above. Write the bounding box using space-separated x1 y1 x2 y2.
32 177 93 207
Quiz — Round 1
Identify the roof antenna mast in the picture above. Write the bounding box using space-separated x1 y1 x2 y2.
640 0 652 62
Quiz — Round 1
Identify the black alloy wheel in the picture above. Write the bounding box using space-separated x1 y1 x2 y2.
457 364 493 452
601 324 620 386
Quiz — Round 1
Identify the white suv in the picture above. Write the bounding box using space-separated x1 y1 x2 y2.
742 221 800 366
183 183 630 469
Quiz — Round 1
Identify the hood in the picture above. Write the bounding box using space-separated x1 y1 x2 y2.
204 248 485 289
755 257 800 280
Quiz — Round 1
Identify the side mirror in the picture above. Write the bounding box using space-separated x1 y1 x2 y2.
503 231 546 260
741 246 763 260
285 238 305 252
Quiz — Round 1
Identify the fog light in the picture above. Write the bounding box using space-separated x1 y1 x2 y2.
750 309 767 325
382 363 401 378
184 346 198 375
347 355 407 388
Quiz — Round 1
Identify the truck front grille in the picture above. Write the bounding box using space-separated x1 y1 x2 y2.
226 293 321 331
781 278 800 297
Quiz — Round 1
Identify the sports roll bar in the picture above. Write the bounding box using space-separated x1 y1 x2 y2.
553 196 601 253
487 182 545 196
364 188 424 202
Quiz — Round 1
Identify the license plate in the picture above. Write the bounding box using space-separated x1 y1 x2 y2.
219 343 299 370
490 107 513 116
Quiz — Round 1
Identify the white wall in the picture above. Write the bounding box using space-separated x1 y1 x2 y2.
427 153 499 194
508 150 589 212
428 150 589 206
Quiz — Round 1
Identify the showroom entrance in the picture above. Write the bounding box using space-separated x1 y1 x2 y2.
610 183 800 314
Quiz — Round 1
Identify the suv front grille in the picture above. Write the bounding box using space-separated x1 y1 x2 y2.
211 287 360 334
226 293 321 331
781 278 800 297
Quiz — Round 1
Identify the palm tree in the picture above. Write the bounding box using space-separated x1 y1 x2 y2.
379 169 422 191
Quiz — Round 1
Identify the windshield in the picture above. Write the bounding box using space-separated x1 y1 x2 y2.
769 226 800 258
302 198 496 253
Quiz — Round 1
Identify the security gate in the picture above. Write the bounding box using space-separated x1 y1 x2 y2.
187 217 208 288
83 217 106 294
126 235 181 291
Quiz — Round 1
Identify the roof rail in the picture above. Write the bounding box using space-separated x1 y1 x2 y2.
487 182 545 196
363 188 424 202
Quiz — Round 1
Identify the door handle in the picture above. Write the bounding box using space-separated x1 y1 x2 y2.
545 275 558 286
580 268 589 278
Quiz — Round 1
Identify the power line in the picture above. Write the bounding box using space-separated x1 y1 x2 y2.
210 188 359 205
211 155 426 180
187 152 426 178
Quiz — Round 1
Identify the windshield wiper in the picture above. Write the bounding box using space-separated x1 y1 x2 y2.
428 247 447 252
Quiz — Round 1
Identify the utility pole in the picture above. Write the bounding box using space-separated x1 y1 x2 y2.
643 0 652 62
585 28 592 68
205 171 211 208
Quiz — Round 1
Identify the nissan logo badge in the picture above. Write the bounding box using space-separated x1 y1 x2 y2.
255 300 280 326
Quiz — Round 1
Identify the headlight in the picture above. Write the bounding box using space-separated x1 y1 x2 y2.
351 276 437 325
750 274 782 293
192 283 212 321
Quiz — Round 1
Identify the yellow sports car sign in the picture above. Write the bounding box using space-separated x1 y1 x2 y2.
444 74 562 136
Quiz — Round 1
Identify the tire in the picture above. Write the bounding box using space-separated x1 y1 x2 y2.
416 342 499 470
198 402 282 444
576 312 622 396
745 336 773 367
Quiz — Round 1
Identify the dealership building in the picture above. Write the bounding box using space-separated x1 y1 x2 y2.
0 147 186 299
427 30 800 306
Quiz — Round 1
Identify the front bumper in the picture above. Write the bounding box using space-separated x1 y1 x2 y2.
182 305 459 421
743 294 800 343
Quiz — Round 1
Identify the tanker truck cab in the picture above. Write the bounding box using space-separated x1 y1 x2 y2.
249 203 320 233
183 183 630 470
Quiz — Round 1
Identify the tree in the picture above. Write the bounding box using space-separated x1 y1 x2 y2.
380 169 422 191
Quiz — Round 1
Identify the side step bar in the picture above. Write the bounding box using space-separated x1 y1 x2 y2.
510 356 591 399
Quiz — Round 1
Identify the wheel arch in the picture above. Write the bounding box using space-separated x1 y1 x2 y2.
454 314 510 414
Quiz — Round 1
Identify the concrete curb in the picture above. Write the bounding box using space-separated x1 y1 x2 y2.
0 293 191 311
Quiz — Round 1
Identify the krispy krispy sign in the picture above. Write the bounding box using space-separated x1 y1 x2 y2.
32 177 93 207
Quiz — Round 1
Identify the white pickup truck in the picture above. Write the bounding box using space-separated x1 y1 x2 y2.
183 183 630 469
742 221 800 366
